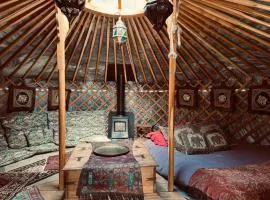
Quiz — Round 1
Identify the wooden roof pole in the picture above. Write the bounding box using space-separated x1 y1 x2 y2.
167 0 177 192
55 6 69 190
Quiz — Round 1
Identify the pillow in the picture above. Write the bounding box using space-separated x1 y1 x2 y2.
53 130 80 147
158 126 168 140
174 127 188 152
158 125 187 151
79 135 111 143
158 120 186 141
26 143 59 154
0 149 36 167
180 129 208 155
204 132 229 152
5 128 28 149
1 112 30 130
2 112 48 130
49 111 108 138
147 130 167 146
199 123 229 152
26 127 53 146
0 125 8 150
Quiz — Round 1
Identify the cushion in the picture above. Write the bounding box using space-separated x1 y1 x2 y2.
158 120 186 141
26 143 59 154
5 128 28 149
53 131 80 147
0 149 36 167
47 111 58 130
199 123 229 152
158 125 186 151
79 135 111 143
158 126 168 140
48 111 108 139
25 112 48 129
204 132 229 152
2 112 48 130
65 140 79 148
0 125 8 150
1 112 30 130
180 128 208 155
147 130 167 146
26 127 53 146
174 127 187 152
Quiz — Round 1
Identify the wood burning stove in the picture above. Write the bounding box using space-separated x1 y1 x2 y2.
108 73 135 139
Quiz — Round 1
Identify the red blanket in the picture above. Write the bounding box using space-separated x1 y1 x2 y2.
188 161 270 200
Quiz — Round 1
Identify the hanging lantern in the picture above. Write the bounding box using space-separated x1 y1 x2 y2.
112 16 127 45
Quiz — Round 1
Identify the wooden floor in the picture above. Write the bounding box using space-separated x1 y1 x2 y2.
37 174 189 200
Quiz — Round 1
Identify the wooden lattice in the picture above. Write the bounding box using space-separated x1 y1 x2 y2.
0 79 269 145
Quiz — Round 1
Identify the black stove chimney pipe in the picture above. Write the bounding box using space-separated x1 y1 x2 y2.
117 73 125 116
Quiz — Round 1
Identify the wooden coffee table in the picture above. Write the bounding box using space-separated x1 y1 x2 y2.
63 139 157 200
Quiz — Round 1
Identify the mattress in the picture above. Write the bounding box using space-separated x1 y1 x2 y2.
144 140 270 186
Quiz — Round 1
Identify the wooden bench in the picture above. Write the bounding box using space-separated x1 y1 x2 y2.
63 139 157 199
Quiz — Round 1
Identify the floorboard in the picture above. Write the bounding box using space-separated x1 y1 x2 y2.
36 173 189 200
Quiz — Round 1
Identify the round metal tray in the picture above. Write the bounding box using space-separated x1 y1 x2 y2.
93 144 130 157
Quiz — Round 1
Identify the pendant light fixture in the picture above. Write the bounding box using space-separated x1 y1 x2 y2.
112 0 127 45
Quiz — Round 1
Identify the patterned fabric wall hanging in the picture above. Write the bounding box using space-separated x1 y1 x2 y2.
48 87 71 111
177 85 198 109
210 84 234 112
249 80 270 115
8 86 36 112
144 0 173 31
55 0 85 22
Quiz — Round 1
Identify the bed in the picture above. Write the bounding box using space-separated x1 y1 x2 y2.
144 140 270 200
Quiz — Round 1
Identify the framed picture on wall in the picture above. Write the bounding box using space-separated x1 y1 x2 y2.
8 85 36 112
48 87 71 111
210 84 234 112
177 86 198 109
248 81 270 115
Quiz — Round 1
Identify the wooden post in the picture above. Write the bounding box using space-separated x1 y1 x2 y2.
56 6 69 190
118 0 122 9
167 0 177 192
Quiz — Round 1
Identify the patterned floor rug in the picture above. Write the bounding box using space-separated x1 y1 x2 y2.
0 158 59 200
9 158 59 185
44 153 70 171
0 172 38 200
12 185 44 200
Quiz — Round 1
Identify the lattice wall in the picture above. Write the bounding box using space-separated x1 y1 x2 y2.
0 80 169 126
0 79 269 145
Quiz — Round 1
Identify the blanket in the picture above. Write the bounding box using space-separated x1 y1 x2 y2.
188 161 270 200
77 142 144 200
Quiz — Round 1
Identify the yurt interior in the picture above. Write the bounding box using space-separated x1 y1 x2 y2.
0 0 270 199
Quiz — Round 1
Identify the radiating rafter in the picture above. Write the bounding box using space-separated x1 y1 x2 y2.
72 14 96 83
94 16 106 82
130 18 158 83
83 15 101 83
0 9 55 72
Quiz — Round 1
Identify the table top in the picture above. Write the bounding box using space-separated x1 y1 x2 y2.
63 139 157 171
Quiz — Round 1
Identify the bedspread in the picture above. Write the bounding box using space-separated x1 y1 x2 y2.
188 161 270 200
